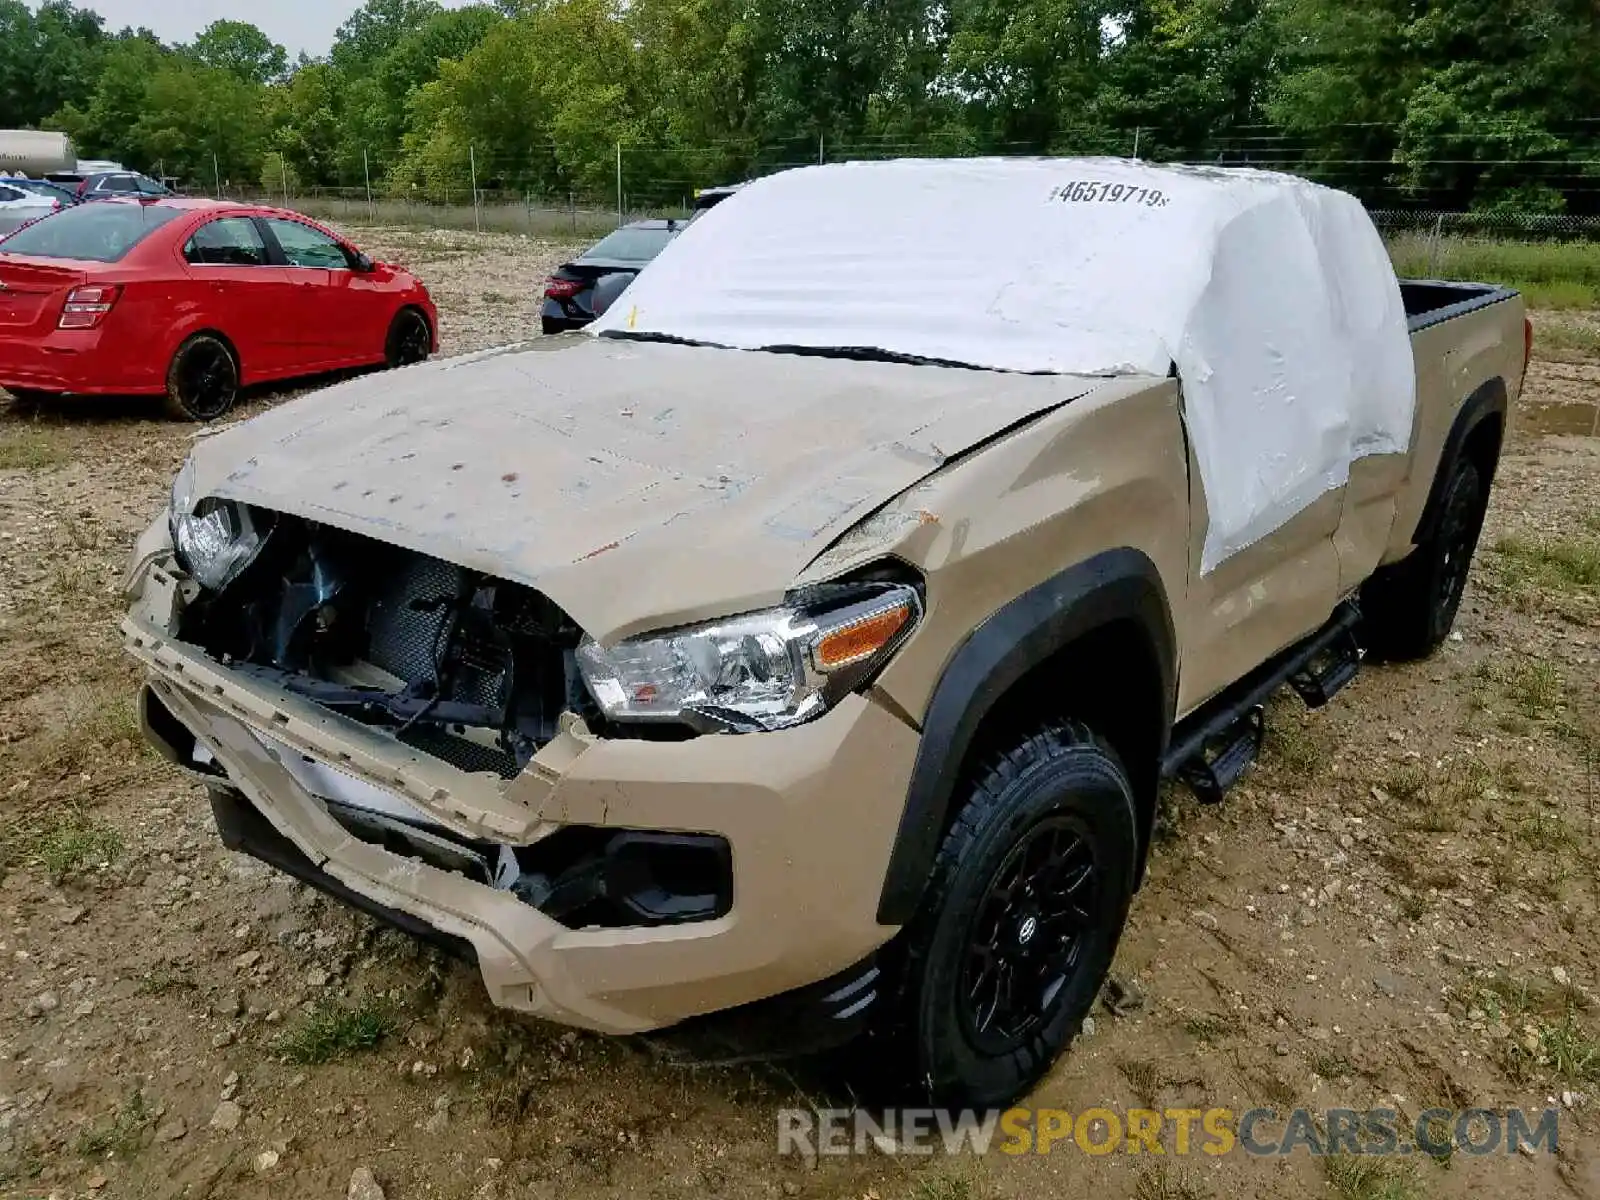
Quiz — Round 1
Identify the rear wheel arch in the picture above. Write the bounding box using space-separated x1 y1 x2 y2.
1413 376 1506 548
875 548 1176 926
168 324 242 377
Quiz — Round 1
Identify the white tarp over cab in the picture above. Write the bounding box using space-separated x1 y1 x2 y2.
591 158 1416 573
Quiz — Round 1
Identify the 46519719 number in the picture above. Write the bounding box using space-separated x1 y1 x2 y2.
1049 181 1172 208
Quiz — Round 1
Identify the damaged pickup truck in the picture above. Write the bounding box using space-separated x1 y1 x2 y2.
123 159 1530 1106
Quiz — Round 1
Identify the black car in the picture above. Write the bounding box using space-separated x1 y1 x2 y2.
691 183 746 213
75 171 173 202
541 219 683 334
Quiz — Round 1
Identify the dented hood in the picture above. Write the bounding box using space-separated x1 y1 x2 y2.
195 336 1102 642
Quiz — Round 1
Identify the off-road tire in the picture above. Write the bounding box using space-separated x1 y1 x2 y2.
1361 456 1489 661
878 722 1139 1108
384 307 432 369
164 333 239 422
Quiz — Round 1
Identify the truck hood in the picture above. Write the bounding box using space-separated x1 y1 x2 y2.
195 336 1104 642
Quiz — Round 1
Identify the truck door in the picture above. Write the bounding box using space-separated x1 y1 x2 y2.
1174 409 1346 717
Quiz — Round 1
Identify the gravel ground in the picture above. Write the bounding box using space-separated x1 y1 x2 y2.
0 233 1596 1200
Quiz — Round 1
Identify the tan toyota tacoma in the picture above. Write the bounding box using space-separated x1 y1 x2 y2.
122 160 1530 1106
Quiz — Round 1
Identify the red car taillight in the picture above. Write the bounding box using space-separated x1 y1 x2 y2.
58 285 122 330
544 276 581 300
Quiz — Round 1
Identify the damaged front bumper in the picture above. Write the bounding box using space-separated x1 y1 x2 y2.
123 527 917 1036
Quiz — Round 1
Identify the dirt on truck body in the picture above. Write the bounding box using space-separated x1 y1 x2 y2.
122 159 1530 1108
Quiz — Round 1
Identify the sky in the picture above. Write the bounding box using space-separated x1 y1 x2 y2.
30 0 475 59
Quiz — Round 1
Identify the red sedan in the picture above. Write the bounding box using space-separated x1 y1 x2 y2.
0 198 437 420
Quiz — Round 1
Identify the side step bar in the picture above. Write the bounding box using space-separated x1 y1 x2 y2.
1163 601 1363 803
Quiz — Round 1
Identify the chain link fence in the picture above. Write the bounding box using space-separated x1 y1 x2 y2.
1371 209 1600 240
197 146 1600 245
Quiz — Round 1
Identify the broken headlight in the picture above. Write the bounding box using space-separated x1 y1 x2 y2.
169 455 265 592
575 583 921 733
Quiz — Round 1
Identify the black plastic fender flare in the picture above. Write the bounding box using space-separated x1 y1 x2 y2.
875 548 1176 926
1410 376 1507 549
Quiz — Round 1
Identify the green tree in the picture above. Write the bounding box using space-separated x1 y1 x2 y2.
276 61 347 185
190 19 288 85
47 34 169 165
1091 0 1279 160
130 62 271 188
332 0 442 74
0 0 106 128
354 4 502 171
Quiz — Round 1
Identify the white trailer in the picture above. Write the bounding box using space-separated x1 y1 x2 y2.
0 130 77 178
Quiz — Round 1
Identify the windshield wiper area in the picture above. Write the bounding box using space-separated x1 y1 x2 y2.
757 344 1002 372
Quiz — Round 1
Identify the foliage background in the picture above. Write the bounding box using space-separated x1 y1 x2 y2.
3 0 1599 212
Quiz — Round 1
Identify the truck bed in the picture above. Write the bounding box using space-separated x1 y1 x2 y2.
1400 279 1520 333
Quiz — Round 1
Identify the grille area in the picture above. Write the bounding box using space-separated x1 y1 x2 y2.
397 726 522 779
179 512 584 774
366 555 465 685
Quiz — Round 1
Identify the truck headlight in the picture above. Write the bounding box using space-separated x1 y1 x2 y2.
168 455 265 592
576 583 921 733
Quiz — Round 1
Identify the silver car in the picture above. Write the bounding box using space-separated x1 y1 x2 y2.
0 182 60 238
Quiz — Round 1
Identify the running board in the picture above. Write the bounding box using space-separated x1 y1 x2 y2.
1178 706 1264 805
1163 601 1363 802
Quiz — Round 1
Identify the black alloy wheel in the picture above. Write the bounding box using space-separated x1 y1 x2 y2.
878 722 1139 1108
385 309 432 368
959 815 1100 1054
165 333 239 422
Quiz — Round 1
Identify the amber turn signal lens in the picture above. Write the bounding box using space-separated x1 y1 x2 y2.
815 603 913 671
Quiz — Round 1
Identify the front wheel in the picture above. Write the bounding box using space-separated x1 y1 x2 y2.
881 723 1139 1107
384 308 432 368
164 333 238 422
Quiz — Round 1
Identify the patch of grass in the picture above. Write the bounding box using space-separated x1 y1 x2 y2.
1503 658 1564 721
1495 535 1600 593
1541 1012 1600 1084
1417 1108 1455 1166
1521 281 1599 310
1382 760 1489 833
0 427 72 470
1322 1154 1423 1200
1134 1162 1211 1200
911 1167 976 1200
1264 718 1330 777
77 1091 150 1159
1379 847 1454 892
1501 1010 1600 1087
1118 1057 1165 1108
136 970 196 997
275 997 395 1064
1534 319 1600 357
30 815 124 883
0 1138 45 1186
1530 861 1576 902
1515 811 1576 854
1182 1012 1239 1044
1387 235 1600 302
1474 970 1588 1022
1311 1051 1355 1079
1398 893 1428 921
8 682 148 783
